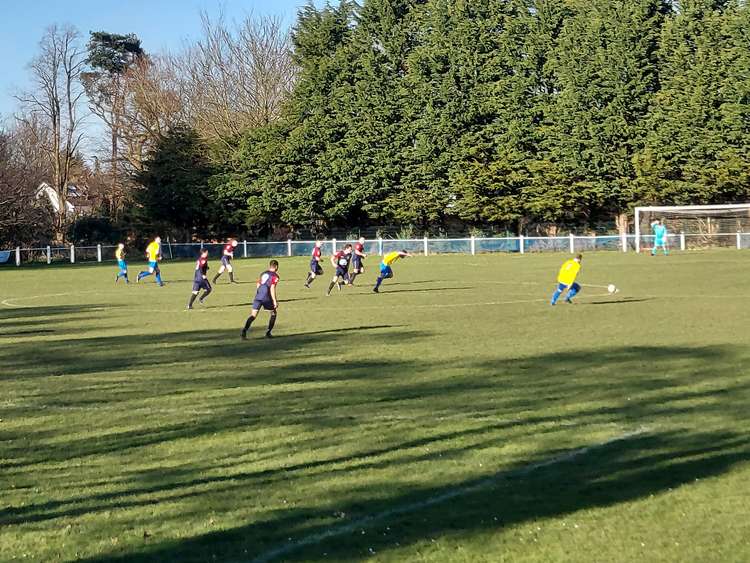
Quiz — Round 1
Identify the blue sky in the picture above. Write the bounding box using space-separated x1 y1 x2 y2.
0 0 322 119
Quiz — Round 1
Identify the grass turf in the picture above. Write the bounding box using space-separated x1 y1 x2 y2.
1 251 749 562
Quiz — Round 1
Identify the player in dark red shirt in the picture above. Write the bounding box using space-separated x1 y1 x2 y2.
350 236 366 285
213 239 239 284
241 260 280 339
187 249 212 309
304 240 325 288
327 244 353 296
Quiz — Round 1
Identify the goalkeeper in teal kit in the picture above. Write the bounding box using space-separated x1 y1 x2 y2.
651 220 669 256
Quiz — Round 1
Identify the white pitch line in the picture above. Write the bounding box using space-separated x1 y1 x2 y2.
249 428 648 563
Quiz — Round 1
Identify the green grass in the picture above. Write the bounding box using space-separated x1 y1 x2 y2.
1 251 749 563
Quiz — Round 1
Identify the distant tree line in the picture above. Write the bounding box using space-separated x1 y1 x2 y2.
2 0 750 246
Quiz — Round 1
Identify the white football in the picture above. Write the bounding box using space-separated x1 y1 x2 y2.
607 284 617 294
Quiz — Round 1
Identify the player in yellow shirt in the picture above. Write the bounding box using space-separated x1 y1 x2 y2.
136 236 164 286
551 254 582 305
373 249 411 293
114 243 129 283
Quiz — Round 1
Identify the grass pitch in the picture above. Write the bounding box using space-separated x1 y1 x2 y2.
1 251 749 562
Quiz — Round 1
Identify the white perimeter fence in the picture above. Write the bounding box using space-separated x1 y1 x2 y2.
2 232 750 267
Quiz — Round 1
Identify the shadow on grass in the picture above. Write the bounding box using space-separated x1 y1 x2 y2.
3 319 750 562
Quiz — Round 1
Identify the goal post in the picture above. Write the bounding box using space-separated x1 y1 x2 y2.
635 203 750 253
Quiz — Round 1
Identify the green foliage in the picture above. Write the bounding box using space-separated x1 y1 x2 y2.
86 31 143 74
135 127 218 238
207 0 750 235
67 215 121 244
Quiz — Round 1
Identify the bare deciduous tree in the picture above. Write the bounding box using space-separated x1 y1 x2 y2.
16 25 87 242
170 12 296 144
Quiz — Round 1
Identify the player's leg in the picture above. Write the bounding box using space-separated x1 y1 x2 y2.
266 308 277 338
137 264 154 282
327 273 340 295
373 265 391 292
212 263 225 284
551 283 567 305
227 262 236 283
199 281 212 304
154 265 163 286
187 290 199 309
565 282 581 303
241 307 260 339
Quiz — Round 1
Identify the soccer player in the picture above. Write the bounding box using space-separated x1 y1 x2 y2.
304 240 324 288
241 259 280 339
372 249 411 293
114 243 129 283
213 239 239 284
350 237 366 285
551 254 583 305
327 244 353 296
136 236 164 286
187 249 212 309
651 219 669 256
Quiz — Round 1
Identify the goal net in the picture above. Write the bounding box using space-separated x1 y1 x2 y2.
635 204 750 252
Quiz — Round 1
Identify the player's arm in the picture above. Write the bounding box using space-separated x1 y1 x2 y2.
270 283 278 309
330 254 338 267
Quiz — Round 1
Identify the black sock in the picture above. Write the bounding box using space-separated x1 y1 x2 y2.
212 274 220 284
243 315 256 332
267 312 277 333
305 274 313 285
188 293 197 307
229 272 235 282
350 273 358 284
200 288 211 301
327 281 335 294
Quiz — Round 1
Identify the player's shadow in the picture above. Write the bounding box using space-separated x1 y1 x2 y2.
283 325 404 337
368 286 473 294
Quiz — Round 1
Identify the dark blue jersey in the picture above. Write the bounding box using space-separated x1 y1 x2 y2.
255 270 279 301
194 257 209 282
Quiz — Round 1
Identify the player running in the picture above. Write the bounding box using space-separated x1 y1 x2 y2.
114 243 129 283
327 244 353 296
551 254 583 305
304 240 324 288
241 260 280 339
350 237 366 285
187 249 212 309
136 236 164 286
651 219 669 256
213 239 239 284
372 249 411 293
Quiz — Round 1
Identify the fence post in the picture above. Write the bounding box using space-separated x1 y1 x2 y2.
569 233 575 254
200 241 204 250
680 232 686 251
737 231 742 250
378 237 383 256
519 235 525 254
15 247 20 266
287 239 292 257
70 245 75 264
423 235 428 256
46 245 51 264
621 232 627 253
243 240 247 258
332 238 337 254
470 235 476 256
97 244 102 262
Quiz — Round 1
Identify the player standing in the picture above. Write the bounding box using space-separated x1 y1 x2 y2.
551 254 583 305
304 240 324 288
114 243 129 284
187 249 212 309
241 260 280 339
327 244 353 296
136 236 164 286
350 237 366 285
372 249 411 293
213 239 239 284
651 219 669 256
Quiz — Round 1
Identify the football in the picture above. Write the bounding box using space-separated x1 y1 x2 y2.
608 284 618 294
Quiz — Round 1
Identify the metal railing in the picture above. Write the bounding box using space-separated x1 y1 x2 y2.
2 233 748 267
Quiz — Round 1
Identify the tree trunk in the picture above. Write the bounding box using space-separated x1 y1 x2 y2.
616 212 629 236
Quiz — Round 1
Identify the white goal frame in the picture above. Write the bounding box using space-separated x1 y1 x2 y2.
634 203 750 253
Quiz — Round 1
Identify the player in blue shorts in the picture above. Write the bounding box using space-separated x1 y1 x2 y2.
327 244 353 295
651 219 669 256
187 249 212 309
241 259 280 339
304 240 324 288
213 239 239 284
114 243 129 283
350 237 366 285
373 250 411 293
136 236 164 286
